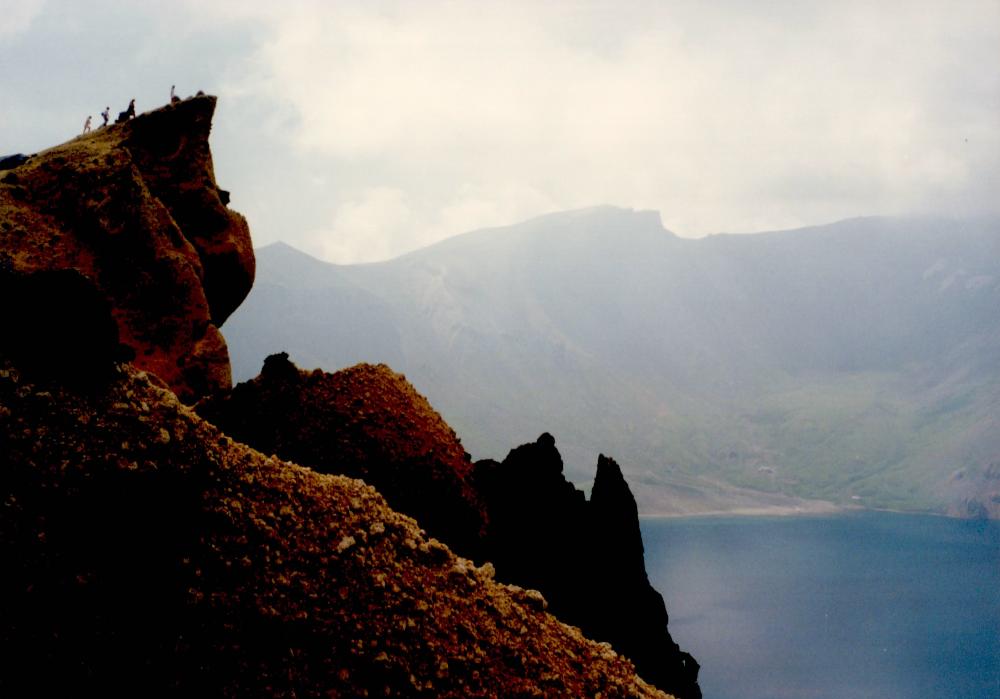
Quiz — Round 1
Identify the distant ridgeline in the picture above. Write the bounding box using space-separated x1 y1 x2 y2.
224 209 1000 519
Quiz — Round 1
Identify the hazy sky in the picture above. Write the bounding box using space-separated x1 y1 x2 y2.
2 0 998 263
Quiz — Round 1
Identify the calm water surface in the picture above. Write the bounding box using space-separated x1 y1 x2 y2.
640 512 1000 699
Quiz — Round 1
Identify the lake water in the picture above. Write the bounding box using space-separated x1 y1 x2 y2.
640 512 1000 699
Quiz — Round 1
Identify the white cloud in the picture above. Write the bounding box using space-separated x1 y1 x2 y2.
7 1 997 261
305 187 414 264
213 0 999 259
0 0 45 39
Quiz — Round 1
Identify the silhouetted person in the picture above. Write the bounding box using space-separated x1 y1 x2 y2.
116 99 135 124
82 116 91 134
170 85 180 104
100 107 110 127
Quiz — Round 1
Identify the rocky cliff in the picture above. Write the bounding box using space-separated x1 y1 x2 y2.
477 435 701 699
0 96 695 696
0 94 253 402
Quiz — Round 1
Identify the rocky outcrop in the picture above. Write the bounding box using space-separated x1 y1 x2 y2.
0 94 252 402
0 359 671 698
476 435 701 699
202 356 701 697
589 455 701 698
196 352 488 558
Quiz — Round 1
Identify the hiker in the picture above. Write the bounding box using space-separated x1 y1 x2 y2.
170 85 180 104
82 116 91 134
115 99 135 124
100 107 110 127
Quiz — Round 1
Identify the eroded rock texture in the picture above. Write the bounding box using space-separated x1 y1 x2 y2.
0 94 252 402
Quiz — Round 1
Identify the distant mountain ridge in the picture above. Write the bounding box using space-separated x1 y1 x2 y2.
224 209 1000 517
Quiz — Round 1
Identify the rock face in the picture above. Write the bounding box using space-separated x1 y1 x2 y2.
197 352 488 559
0 359 671 699
476 435 702 699
588 455 701 698
0 94 253 402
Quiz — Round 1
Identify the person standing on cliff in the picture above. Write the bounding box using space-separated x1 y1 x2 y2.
116 99 135 124
170 85 180 104
100 107 109 128
82 116 91 134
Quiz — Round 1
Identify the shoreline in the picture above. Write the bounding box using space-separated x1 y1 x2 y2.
640 500 848 519
638 504 993 520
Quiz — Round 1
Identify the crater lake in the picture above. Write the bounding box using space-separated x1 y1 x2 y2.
641 512 1000 699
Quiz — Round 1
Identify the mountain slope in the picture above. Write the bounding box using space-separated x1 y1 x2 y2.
0 100 684 697
0 358 671 698
224 209 1000 516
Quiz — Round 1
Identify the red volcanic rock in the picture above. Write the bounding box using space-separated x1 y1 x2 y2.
0 94 253 402
197 352 488 559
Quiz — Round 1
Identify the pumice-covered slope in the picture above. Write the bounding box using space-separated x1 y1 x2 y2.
0 358 671 698
0 94 253 402
197 352 489 559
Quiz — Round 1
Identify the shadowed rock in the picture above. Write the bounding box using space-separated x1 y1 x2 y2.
0 154 30 171
0 265 133 387
476 435 701 698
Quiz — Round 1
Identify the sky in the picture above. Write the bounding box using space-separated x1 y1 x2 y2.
2 0 998 263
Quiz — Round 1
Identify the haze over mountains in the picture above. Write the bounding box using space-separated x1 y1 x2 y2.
224 208 1000 518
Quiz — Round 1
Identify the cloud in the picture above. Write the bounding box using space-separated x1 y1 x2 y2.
212 0 999 259
304 187 414 263
302 182 559 264
0 0 45 39
6 1 997 261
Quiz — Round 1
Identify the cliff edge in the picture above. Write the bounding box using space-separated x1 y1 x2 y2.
0 94 253 402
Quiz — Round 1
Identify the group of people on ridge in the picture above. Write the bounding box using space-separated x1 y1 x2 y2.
81 86 182 135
